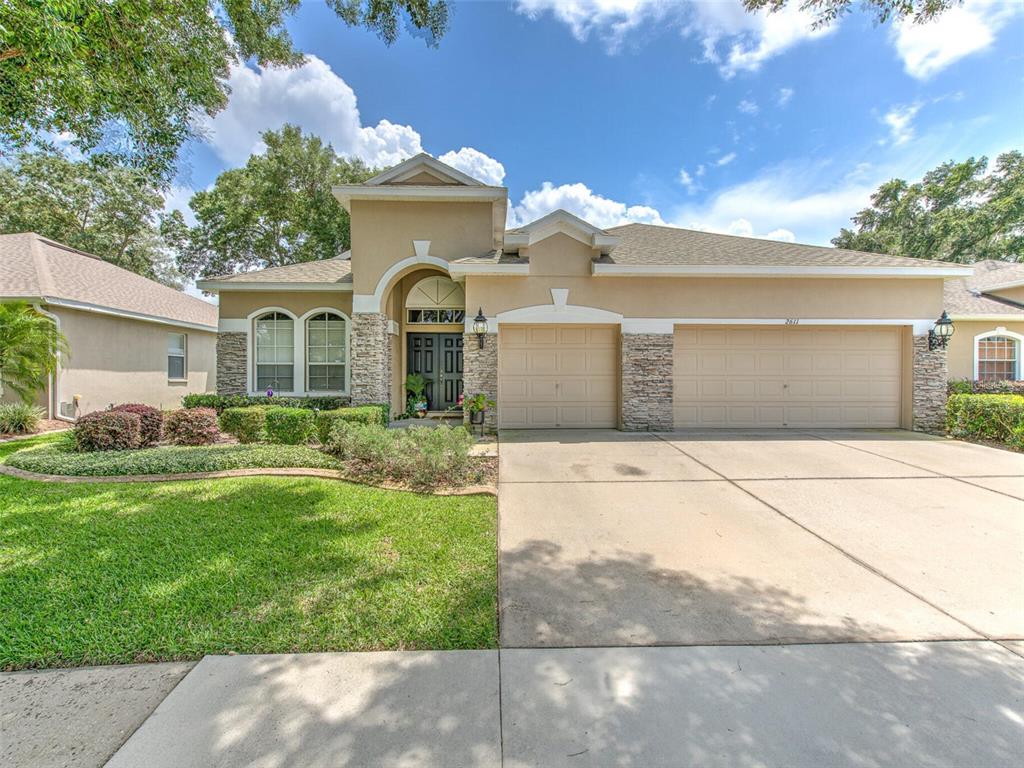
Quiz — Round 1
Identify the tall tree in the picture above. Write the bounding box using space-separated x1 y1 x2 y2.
743 1 958 27
0 302 69 403
0 1 449 177
0 145 183 285
168 124 375 280
833 151 1024 263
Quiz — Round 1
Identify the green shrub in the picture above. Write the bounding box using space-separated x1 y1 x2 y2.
947 379 1024 395
947 394 1024 448
314 405 389 444
326 422 475 487
164 407 219 446
947 379 973 395
264 407 314 445
0 402 45 434
182 393 351 413
219 406 267 443
75 410 141 451
109 403 163 446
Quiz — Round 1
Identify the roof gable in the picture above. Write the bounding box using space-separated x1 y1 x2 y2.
365 153 484 187
504 209 619 253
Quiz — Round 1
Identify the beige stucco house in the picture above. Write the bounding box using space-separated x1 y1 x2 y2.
197 154 975 433
0 233 217 419
943 260 1024 383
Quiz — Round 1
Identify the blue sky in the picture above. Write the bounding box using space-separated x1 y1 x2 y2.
169 0 1024 248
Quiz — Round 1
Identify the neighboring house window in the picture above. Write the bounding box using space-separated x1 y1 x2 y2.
167 333 187 380
976 334 1020 381
306 312 348 392
254 312 295 391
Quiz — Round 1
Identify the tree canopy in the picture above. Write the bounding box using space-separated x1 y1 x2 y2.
0 145 183 286
833 151 1024 263
743 0 958 27
167 124 376 280
0 302 70 404
0 1 449 177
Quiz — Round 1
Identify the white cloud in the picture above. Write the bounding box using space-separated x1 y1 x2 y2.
890 0 1020 79
715 152 737 167
162 185 197 227
678 168 696 192
881 103 922 146
509 181 666 228
776 87 794 107
438 147 506 185
695 164 706 177
201 55 422 167
737 99 759 115
513 1 836 77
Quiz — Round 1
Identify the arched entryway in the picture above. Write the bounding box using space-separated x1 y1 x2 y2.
403 274 466 411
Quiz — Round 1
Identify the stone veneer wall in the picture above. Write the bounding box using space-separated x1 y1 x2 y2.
351 313 391 405
912 334 948 435
216 332 247 395
463 332 498 432
621 333 674 431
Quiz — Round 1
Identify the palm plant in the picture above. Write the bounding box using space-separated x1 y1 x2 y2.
0 302 69 403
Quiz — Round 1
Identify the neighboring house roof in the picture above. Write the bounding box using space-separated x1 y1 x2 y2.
944 259 1024 318
197 255 354 291
0 232 217 330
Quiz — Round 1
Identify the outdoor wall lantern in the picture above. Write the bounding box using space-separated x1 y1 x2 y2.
928 310 955 351
472 308 489 348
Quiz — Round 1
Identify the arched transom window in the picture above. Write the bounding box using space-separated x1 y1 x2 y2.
976 334 1021 381
406 275 465 324
306 312 348 392
254 312 294 392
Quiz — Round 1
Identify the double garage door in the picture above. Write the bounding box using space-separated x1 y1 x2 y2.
497 324 903 429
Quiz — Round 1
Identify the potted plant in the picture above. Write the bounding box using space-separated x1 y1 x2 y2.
405 373 428 418
464 392 494 425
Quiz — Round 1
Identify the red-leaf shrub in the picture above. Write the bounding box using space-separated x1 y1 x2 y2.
164 407 219 446
75 411 142 452
110 403 164 446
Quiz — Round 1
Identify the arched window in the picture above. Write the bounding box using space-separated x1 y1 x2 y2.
254 312 294 392
975 333 1021 381
306 312 348 392
406 275 465 324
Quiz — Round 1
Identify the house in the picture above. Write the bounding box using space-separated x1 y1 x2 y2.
943 260 1024 383
0 233 217 419
197 153 972 434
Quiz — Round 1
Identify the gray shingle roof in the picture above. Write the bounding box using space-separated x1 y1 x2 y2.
206 255 353 285
944 259 1024 317
0 233 217 328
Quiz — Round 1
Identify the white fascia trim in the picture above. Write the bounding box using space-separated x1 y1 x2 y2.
196 281 352 293
447 262 530 279
979 279 1024 292
669 317 936 335
332 185 505 211
503 210 618 253
973 328 1024 380
364 153 485 187
592 264 974 278
44 297 216 332
950 314 1024 321
357 255 453 314
494 304 623 325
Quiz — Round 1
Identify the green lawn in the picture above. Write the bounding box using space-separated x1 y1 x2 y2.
0 434 497 670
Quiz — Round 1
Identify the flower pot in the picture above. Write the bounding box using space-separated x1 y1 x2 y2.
470 410 485 425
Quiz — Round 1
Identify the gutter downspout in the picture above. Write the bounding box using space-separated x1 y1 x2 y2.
32 303 74 422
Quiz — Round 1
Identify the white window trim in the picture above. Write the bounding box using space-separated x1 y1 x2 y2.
301 307 352 396
973 328 1024 381
167 332 188 382
248 307 300 396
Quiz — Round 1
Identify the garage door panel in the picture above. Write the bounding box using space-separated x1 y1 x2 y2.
674 325 902 429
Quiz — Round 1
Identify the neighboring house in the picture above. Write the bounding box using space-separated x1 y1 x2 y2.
0 233 217 419
944 259 1024 383
197 154 971 434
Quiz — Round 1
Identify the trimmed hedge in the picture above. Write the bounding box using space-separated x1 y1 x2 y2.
219 407 267 444
948 379 1024 395
264 407 314 445
109 403 163 446
182 393 351 413
315 405 389 444
164 408 220 446
75 411 141 452
947 393 1024 450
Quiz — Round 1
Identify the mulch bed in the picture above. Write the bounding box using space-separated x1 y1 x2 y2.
0 420 70 441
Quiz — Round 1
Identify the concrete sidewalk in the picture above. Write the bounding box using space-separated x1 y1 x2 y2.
6 642 1020 768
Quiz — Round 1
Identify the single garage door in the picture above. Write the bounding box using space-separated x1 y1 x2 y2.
674 325 902 428
499 325 618 428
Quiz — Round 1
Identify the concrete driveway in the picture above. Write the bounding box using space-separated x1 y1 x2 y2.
499 429 1024 648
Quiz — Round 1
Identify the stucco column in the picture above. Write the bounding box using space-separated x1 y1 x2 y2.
621 332 674 431
351 313 391 405
216 332 247 395
912 334 948 434
463 332 498 432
